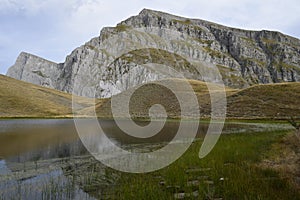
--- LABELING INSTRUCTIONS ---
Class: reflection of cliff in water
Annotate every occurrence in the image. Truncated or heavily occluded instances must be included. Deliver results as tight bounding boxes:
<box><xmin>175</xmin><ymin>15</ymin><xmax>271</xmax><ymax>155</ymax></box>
<box><xmin>6</xmin><ymin>139</ymin><xmax>87</xmax><ymax>164</ymax></box>
<box><xmin>1</xmin><ymin>119</ymin><xmax>285</xmax><ymax>163</ymax></box>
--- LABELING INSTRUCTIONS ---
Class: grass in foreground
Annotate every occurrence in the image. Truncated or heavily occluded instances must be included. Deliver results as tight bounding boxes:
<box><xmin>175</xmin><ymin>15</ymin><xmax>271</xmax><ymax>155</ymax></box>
<box><xmin>88</xmin><ymin>130</ymin><xmax>300</xmax><ymax>199</ymax></box>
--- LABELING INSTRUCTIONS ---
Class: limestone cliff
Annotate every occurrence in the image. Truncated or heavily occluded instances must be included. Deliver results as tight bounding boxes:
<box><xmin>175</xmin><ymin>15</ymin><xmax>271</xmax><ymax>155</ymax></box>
<box><xmin>7</xmin><ymin>52</ymin><xmax>62</xmax><ymax>88</ymax></box>
<box><xmin>7</xmin><ymin>9</ymin><xmax>300</xmax><ymax>98</ymax></box>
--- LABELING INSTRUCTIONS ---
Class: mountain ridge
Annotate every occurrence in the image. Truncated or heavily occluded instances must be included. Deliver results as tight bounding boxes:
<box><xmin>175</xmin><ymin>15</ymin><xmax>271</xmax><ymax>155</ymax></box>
<box><xmin>129</xmin><ymin>9</ymin><xmax>300</xmax><ymax>40</ymax></box>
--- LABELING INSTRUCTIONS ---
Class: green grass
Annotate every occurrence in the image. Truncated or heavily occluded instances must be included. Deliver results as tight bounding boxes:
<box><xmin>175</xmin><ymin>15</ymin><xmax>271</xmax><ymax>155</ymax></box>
<box><xmin>106</xmin><ymin>130</ymin><xmax>300</xmax><ymax>199</ymax></box>
<box><xmin>194</xmin><ymin>38</ymin><xmax>214</xmax><ymax>47</ymax></box>
<box><xmin>203</xmin><ymin>46</ymin><xmax>225</xmax><ymax>59</ymax></box>
<box><xmin>240</xmin><ymin>56</ymin><xmax>267</xmax><ymax>67</ymax></box>
<box><xmin>261</xmin><ymin>38</ymin><xmax>277</xmax><ymax>44</ymax></box>
<box><xmin>118</xmin><ymin>48</ymin><xmax>196</xmax><ymax>73</ymax></box>
<box><xmin>172</xmin><ymin>19</ymin><xmax>192</xmax><ymax>25</ymax></box>
<box><xmin>115</xmin><ymin>24</ymin><xmax>130</xmax><ymax>32</ymax></box>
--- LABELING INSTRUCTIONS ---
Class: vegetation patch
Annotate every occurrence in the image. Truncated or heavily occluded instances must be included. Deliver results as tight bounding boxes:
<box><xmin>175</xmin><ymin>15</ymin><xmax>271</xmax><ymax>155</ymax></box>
<box><xmin>116</xmin><ymin>48</ymin><xmax>198</xmax><ymax>74</ymax></box>
<box><xmin>32</xmin><ymin>70</ymin><xmax>47</xmax><ymax>78</ymax></box>
<box><xmin>273</xmin><ymin>61</ymin><xmax>300</xmax><ymax>74</ymax></box>
<box><xmin>203</xmin><ymin>46</ymin><xmax>226</xmax><ymax>59</ymax></box>
<box><xmin>240</xmin><ymin>56</ymin><xmax>267</xmax><ymax>67</ymax></box>
<box><xmin>216</xmin><ymin>65</ymin><xmax>248</xmax><ymax>88</ymax></box>
<box><xmin>172</xmin><ymin>19</ymin><xmax>192</xmax><ymax>25</ymax></box>
<box><xmin>194</xmin><ymin>38</ymin><xmax>214</xmax><ymax>47</ymax></box>
<box><xmin>261</xmin><ymin>38</ymin><xmax>277</xmax><ymax>44</ymax></box>
<box><xmin>115</xmin><ymin>24</ymin><xmax>130</xmax><ymax>32</ymax></box>
<box><xmin>259</xmin><ymin>132</ymin><xmax>300</xmax><ymax>190</ymax></box>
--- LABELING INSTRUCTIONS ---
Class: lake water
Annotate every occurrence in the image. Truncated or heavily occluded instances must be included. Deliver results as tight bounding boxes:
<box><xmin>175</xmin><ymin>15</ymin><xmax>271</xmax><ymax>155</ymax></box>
<box><xmin>0</xmin><ymin>119</ymin><xmax>291</xmax><ymax>199</ymax></box>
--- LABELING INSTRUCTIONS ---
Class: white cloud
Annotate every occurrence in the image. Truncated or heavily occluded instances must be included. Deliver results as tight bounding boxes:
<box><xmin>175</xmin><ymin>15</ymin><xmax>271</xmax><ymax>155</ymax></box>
<box><xmin>178</xmin><ymin>0</ymin><xmax>300</xmax><ymax>35</ymax></box>
<box><xmin>0</xmin><ymin>0</ymin><xmax>300</xmax><ymax>74</ymax></box>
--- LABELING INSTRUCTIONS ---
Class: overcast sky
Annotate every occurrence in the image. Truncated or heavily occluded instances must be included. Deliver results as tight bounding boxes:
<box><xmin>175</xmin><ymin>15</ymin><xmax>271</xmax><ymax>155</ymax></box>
<box><xmin>1</xmin><ymin>0</ymin><xmax>300</xmax><ymax>74</ymax></box>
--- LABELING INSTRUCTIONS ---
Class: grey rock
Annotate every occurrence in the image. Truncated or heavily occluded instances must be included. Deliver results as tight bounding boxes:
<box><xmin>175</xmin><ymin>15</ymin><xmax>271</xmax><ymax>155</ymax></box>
<box><xmin>7</xmin><ymin>9</ymin><xmax>300</xmax><ymax>98</ymax></box>
<box><xmin>7</xmin><ymin>52</ymin><xmax>62</xmax><ymax>89</ymax></box>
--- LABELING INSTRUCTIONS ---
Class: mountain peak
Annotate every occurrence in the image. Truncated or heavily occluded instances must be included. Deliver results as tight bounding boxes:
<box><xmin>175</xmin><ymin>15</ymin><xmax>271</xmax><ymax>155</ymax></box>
<box><xmin>139</xmin><ymin>8</ymin><xmax>156</xmax><ymax>15</ymax></box>
<box><xmin>138</xmin><ymin>8</ymin><xmax>186</xmax><ymax>19</ymax></box>
<box><xmin>16</xmin><ymin>52</ymin><xmax>56</xmax><ymax>64</ymax></box>
<box><xmin>18</xmin><ymin>51</ymin><xmax>36</xmax><ymax>58</ymax></box>
<box><xmin>138</xmin><ymin>8</ymin><xmax>172</xmax><ymax>16</ymax></box>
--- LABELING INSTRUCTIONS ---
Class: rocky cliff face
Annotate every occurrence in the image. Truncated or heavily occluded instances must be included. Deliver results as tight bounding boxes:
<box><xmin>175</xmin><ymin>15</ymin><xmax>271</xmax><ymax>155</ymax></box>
<box><xmin>7</xmin><ymin>52</ymin><xmax>63</xmax><ymax>88</ymax></box>
<box><xmin>7</xmin><ymin>9</ymin><xmax>300</xmax><ymax>98</ymax></box>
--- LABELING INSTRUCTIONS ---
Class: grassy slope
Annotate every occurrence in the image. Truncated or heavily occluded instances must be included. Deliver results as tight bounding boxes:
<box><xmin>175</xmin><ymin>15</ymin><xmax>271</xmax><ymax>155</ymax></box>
<box><xmin>226</xmin><ymin>82</ymin><xmax>300</xmax><ymax>118</ymax></box>
<box><xmin>1</xmin><ymin>74</ymin><xmax>300</xmax><ymax>119</ymax></box>
<box><xmin>95</xmin><ymin>79</ymin><xmax>300</xmax><ymax>119</ymax></box>
<box><xmin>91</xmin><ymin>79</ymin><xmax>236</xmax><ymax>118</ymax></box>
<box><xmin>0</xmin><ymin>75</ymin><xmax>93</xmax><ymax>118</ymax></box>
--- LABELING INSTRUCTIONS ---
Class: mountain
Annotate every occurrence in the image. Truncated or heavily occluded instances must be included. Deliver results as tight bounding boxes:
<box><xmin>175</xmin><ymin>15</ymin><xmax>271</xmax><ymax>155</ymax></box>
<box><xmin>6</xmin><ymin>9</ymin><xmax>300</xmax><ymax>98</ymax></box>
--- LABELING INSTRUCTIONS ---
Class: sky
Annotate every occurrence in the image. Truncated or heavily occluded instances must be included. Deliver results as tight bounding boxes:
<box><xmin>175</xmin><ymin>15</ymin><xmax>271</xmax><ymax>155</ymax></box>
<box><xmin>0</xmin><ymin>0</ymin><xmax>300</xmax><ymax>74</ymax></box>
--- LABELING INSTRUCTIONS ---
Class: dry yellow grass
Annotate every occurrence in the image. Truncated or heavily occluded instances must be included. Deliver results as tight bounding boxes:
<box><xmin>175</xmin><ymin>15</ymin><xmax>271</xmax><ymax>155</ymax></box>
<box><xmin>1</xmin><ymin>75</ymin><xmax>299</xmax><ymax>119</ymax></box>
<box><xmin>226</xmin><ymin>82</ymin><xmax>300</xmax><ymax>118</ymax></box>
<box><xmin>0</xmin><ymin>75</ymin><xmax>93</xmax><ymax>118</ymax></box>
<box><xmin>95</xmin><ymin>79</ymin><xmax>300</xmax><ymax>119</ymax></box>
<box><xmin>93</xmin><ymin>79</ymin><xmax>235</xmax><ymax>118</ymax></box>
<box><xmin>259</xmin><ymin>132</ymin><xmax>300</xmax><ymax>189</ymax></box>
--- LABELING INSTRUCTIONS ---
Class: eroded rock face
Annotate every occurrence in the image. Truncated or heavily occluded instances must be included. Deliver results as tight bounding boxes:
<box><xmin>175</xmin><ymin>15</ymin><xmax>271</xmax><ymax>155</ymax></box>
<box><xmin>7</xmin><ymin>52</ymin><xmax>63</xmax><ymax>89</ymax></box>
<box><xmin>7</xmin><ymin>9</ymin><xmax>300</xmax><ymax>98</ymax></box>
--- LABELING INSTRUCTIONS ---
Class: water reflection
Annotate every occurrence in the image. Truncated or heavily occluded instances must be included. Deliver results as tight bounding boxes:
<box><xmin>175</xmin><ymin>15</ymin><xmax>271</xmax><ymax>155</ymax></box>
<box><xmin>0</xmin><ymin>160</ymin><xmax>10</xmax><ymax>175</ymax></box>
<box><xmin>0</xmin><ymin>119</ymin><xmax>291</xmax><ymax>161</ymax></box>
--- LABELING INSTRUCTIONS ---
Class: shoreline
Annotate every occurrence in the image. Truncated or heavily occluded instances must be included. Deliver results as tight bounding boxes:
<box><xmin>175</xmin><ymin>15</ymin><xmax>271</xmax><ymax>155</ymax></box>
<box><xmin>0</xmin><ymin>116</ymin><xmax>292</xmax><ymax>124</ymax></box>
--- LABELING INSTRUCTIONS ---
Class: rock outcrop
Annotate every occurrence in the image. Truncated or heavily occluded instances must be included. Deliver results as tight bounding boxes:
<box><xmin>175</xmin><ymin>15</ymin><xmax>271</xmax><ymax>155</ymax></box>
<box><xmin>7</xmin><ymin>52</ymin><xmax>63</xmax><ymax>88</ymax></box>
<box><xmin>7</xmin><ymin>9</ymin><xmax>300</xmax><ymax>98</ymax></box>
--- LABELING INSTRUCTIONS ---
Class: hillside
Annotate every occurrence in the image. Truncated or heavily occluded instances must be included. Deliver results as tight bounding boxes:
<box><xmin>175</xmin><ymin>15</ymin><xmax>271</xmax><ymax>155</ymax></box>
<box><xmin>90</xmin><ymin>79</ymin><xmax>232</xmax><ymax>118</ymax></box>
<box><xmin>226</xmin><ymin>83</ymin><xmax>300</xmax><ymax>118</ymax></box>
<box><xmin>0</xmin><ymin>75</ymin><xmax>92</xmax><ymax>118</ymax></box>
<box><xmin>93</xmin><ymin>79</ymin><xmax>300</xmax><ymax>119</ymax></box>
<box><xmin>6</xmin><ymin>9</ymin><xmax>300</xmax><ymax>99</ymax></box>
<box><xmin>1</xmin><ymin>74</ymin><xmax>299</xmax><ymax>119</ymax></box>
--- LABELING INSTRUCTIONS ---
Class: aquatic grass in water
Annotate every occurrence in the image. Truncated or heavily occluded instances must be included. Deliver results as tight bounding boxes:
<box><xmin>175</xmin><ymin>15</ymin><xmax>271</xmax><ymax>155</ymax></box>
<box><xmin>113</xmin><ymin>130</ymin><xmax>300</xmax><ymax>199</ymax></box>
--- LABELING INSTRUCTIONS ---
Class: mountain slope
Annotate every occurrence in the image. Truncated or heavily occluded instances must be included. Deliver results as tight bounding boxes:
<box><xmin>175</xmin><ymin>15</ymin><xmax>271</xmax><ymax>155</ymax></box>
<box><xmin>1</xmin><ymin>74</ymin><xmax>299</xmax><ymax>119</ymax></box>
<box><xmin>6</xmin><ymin>9</ymin><xmax>300</xmax><ymax>98</ymax></box>
<box><xmin>0</xmin><ymin>75</ymin><xmax>92</xmax><ymax>118</ymax></box>
<box><xmin>92</xmin><ymin>79</ymin><xmax>300</xmax><ymax>119</ymax></box>
<box><xmin>226</xmin><ymin>83</ymin><xmax>300</xmax><ymax>118</ymax></box>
